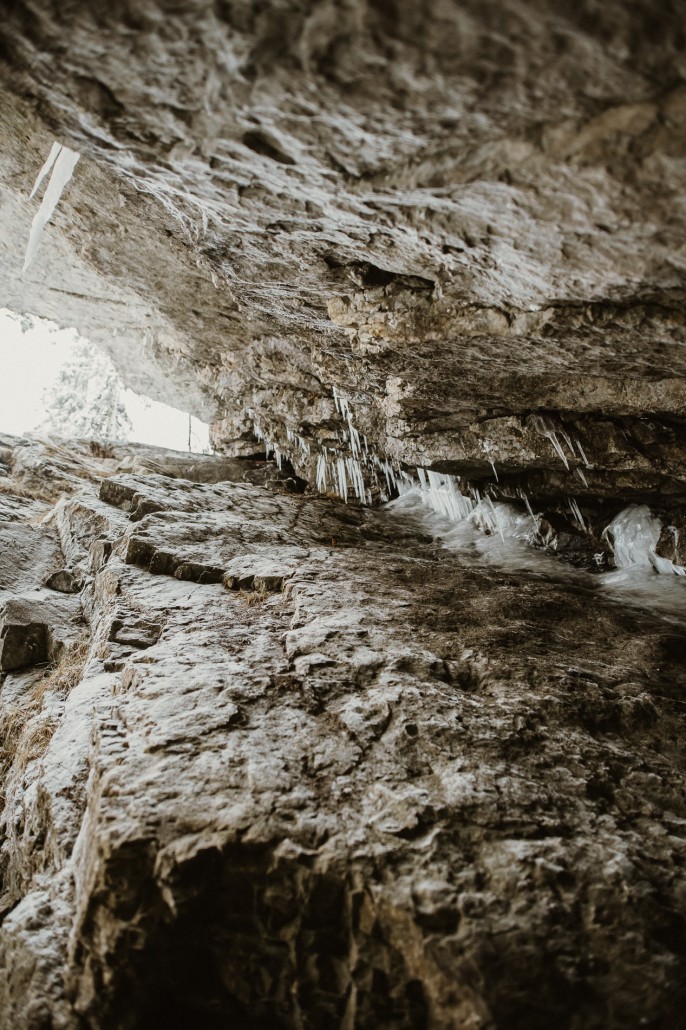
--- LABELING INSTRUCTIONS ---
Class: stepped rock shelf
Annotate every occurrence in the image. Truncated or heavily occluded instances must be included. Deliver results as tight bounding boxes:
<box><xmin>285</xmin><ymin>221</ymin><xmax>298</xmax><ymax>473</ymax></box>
<box><xmin>0</xmin><ymin>436</ymin><xmax>685</xmax><ymax>1028</ymax></box>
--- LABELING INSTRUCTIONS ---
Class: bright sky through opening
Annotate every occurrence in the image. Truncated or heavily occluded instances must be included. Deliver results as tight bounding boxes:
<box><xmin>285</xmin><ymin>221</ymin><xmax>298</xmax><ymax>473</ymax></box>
<box><xmin>0</xmin><ymin>308</ymin><xmax>210</xmax><ymax>452</ymax></box>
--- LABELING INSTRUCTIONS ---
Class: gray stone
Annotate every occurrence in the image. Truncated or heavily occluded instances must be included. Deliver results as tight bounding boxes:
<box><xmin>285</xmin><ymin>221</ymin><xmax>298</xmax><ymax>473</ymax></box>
<box><xmin>0</xmin><ymin>616</ymin><xmax>48</xmax><ymax>672</ymax></box>
<box><xmin>0</xmin><ymin>436</ymin><xmax>683</xmax><ymax>1028</ymax></box>
<box><xmin>107</xmin><ymin>617</ymin><xmax>162</xmax><ymax>650</ymax></box>
<box><xmin>44</xmin><ymin>569</ymin><xmax>84</xmax><ymax>595</ymax></box>
<box><xmin>0</xmin><ymin>1</ymin><xmax>685</xmax><ymax>1024</ymax></box>
<box><xmin>0</xmin><ymin>2</ymin><xmax>683</xmax><ymax>527</ymax></box>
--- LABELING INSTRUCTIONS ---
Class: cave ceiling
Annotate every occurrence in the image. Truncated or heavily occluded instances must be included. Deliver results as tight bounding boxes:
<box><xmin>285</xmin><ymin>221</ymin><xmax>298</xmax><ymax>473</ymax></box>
<box><xmin>0</xmin><ymin>0</ymin><xmax>684</xmax><ymax>515</ymax></box>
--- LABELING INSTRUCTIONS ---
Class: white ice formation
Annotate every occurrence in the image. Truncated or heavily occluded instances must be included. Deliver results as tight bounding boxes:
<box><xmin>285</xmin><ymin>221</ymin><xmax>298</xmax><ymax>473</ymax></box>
<box><xmin>23</xmin><ymin>142</ymin><xmax>80</xmax><ymax>272</ymax></box>
<box><xmin>603</xmin><ymin>505</ymin><xmax>685</xmax><ymax>576</ymax></box>
<box><xmin>411</xmin><ymin>474</ymin><xmax>684</xmax><ymax>578</ymax></box>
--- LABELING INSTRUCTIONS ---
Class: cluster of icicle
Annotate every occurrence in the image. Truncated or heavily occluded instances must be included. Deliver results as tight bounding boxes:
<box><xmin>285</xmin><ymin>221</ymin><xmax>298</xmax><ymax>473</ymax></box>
<box><xmin>315</xmin><ymin>387</ymin><xmax>368</xmax><ymax>503</ymax></box>
<box><xmin>250</xmin><ymin>414</ymin><xmax>312</xmax><ymax>470</ymax></box>
<box><xmin>314</xmin><ymin>387</ymin><xmax>400</xmax><ymax>504</ymax></box>
<box><xmin>405</xmin><ymin>468</ymin><xmax>542</xmax><ymax>547</ymax></box>
<box><xmin>251</xmin><ymin>393</ymin><xmax>684</xmax><ymax>579</ymax></box>
<box><xmin>410</xmin><ymin>471</ymin><xmax>684</xmax><ymax>577</ymax></box>
<box><xmin>251</xmin><ymin>418</ymin><xmax>285</xmax><ymax>470</ymax></box>
<box><xmin>250</xmin><ymin>387</ymin><xmax>404</xmax><ymax>505</ymax></box>
<box><xmin>530</xmin><ymin>415</ymin><xmax>592</xmax><ymax>487</ymax></box>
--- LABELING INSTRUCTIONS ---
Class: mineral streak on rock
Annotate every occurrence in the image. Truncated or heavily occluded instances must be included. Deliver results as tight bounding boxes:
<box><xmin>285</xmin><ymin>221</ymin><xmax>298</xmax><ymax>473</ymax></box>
<box><xmin>0</xmin><ymin>436</ymin><xmax>685</xmax><ymax>1028</ymax></box>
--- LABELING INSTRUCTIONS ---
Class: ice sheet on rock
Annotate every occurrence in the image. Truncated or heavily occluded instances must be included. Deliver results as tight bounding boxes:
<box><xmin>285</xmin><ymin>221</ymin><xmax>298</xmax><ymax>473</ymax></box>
<box><xmin>391</xmin><ymin>489</ymin><xmax>686</xmax><ymax>622</ymax></box>
<box><xmin>23</xmin><ymin>144</ymin><xmax>80</xmax><ymax>272</ymax></box>
<box><xmin>598</xmin><ymin>567</ymin><xmax>686</xmax><ymax>623</ymax></box>
<box><xmin>604</xmin><ymin>504</ymin><xmax>685</xmax><ymax>576</ymax></box>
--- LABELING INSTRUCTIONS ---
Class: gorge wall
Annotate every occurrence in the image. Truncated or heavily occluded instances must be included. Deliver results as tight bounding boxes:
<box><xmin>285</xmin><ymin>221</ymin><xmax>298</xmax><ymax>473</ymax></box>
<box><xmin>0</xmin><ymin>435</ymin><xmax>685</xmax><ymax>1029</ymax></box>
<box><xmin>0</xmin><ymin>1</ymin><xmax>685</xmax><ymax>1026</ymax></box>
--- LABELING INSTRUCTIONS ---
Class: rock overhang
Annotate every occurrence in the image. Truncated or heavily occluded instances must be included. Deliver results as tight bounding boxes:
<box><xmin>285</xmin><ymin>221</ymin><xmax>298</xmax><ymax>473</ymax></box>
<box><xmin>0</xmin><ymin>0</ymin><xmax>684</xmax><ymax>542</ymax></box>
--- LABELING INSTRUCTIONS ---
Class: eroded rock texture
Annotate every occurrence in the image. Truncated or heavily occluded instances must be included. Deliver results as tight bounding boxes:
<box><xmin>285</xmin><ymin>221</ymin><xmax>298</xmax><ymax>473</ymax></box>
<box><xmin>1</xmin><ymin>2</ymin><xmax>686</xmax><ymax>1027</ymax></box>
<box><xmin>0</xmin><ymin>0</ymin><xmax>685</xmax><ymax>523</ymax></box>
<box><xmin>0</xmin><ymin>436</ymin><xmax>685</xmax><ymax>1028</ymax></box>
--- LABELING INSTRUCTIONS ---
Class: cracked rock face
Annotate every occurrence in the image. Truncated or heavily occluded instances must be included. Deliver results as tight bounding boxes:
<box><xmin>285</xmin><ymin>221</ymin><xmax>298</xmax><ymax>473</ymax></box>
<box><xmin>1</xmin><ymin>3</ymin><xmax>686</xmax><ymax>1027</ymax></box>
<box><xmin>0</xmin><ymin>0</ymin><xmax>684</xmax><ymax>524</ymax></box>
<box><xmin>0</xmin><ymin>436</ymin><xmax>685</xmax><ymax>1028</ymax></box>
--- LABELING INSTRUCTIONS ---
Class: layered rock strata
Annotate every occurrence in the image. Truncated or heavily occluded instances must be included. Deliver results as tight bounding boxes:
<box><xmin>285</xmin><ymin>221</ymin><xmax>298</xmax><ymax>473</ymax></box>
<box><xmin>0</xmin><ymin>436</ymin><xmax>685</xmax><ymax>1028</ymax></box>
<box><xmin>0</xmin><ymin>0</ymin><xmax>684</xmax><ymax>526</ymax></box>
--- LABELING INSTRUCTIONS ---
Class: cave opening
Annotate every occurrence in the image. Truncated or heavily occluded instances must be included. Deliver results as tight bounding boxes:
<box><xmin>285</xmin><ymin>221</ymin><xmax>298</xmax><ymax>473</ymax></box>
<box><xmin>0</xmin><ymin>307</ymin><xmax>210</xmax><ymax>453</ymax></box>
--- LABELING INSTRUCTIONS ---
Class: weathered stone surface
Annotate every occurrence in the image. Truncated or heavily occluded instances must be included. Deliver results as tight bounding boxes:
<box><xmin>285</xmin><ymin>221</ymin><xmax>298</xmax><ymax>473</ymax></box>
<box><xmin>0</xmin><ymin>611</ymin><xmax>48</xmax><ymax>673</ymax></box>
<box><xmin>44</xmin><ymin>570</ymin><xmax>84</xmax><ymax>595</ymax></box>
<box><xmin>0</xmin><ymin>3</ymin><xmax>686</xmax><ymax>1026</ymax></box>
<box><xmin>0</xmin><ymin>437</ymin><xmax>684</xmax><ymax>1028</ymax></box>
<box><xmin>0</xmin><ymin>1</ymin><xmax>684</xmax><ymax>523</ymax></box>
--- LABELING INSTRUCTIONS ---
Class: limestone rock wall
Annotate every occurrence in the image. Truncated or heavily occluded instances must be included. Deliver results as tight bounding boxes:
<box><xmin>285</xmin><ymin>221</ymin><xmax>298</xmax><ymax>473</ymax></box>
<box><xmin>0</xmin><ymin>0</ymin><xmax>684</xmax><ymax>523</ymax></box>
<box><xmin>0</xmin><ymin>436</ymin><xmax>685</xmax><ymax>1027</ymax></box>
<box><xmin>0</xmin><ymin>4</ymin><xmax>686</xmax><ymax>1025</ymax></box>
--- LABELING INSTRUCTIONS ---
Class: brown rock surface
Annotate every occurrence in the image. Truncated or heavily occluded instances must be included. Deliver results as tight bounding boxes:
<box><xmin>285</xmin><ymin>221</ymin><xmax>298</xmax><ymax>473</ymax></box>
<box><xmin>0</xmin><ymin>437</ymin><xmax>684</xmax><ymax>1028</ymax></box>
<box><xmin>0</xmin><ymin>1</ymin><xmax>684</xmax><ymax>515</ymax></box>
<box><xmin>0</xmin><ymin>3</ymin><xmax>685</xmax><ymax>1026</ymax></box>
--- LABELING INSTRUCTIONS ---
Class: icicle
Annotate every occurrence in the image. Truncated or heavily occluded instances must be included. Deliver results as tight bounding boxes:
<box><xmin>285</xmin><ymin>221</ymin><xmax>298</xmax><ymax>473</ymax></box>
<box><xmin>29</xmin><ymin>141</ymin><xmax>62</xmax><ymax>200</ymax></box>
<box><xmin>24</xmin><ymin>144</ymin><xmax>80</xmax><ymax>272</ymax></box>
<box><xmin>575</xmin><ymin>467</ymin><xmax>589</xmax><ymax>487</ymax></box>
<box><xmin>346</xmin><ymin>457</ymin><xmax>366</xmax><ymax>501</ymax></box>
<box><xmin>356</xmin><ymin>461</ymin><xmax>365</xmax><ymax>500</ymax></box>
<box><xmin>337</xmin><ymin>456</ymin><xmax>348</xmax><ymax>503</ymax></box>
<box><xmin>559</xmin><ymin>429</ymin><xmax>576</xmax><ymax>459</ymax></box>
<box><xmin>332</xmin><ymin>386</ymin><xmax>350</xmax><ymax>421</ymax></box>
<box><xmin>348</xmin><ymin>420</ymin><xmax>361</xmax><ymax>458</ymax></box>
<box><xmin>489</xmin><ymin>459</ymin><xmax>499</xmax><ymax>482</ymax></box>
<box><xmin>382</xmin><ymin>460</ymin><xmax>396</xmax><ymax>495</ymax></box>
<box><xmin>568</xmin><ymin>497</ymin><xmax>586</xmax><ymax>532</ymax></box>
<box><xmin>532</xmin><ymin>416</ymin><xmax>570</xmax><ymax>470</ymax></box>
<box><xmin>576</xmin><ymin>440</ymin><xmax>591</xmax><ymax>468</ymax></box>
<box><xmin>316</xmin><ymin>451</ymin><xmax>328</xmax><ymax>492</ymax></box>
<box><xmin>428</xmin><ymin>471</ymin><xmax>451</xmax><ymax>519</ymax></box>
<box><xmin>521</xmin><ymin>491</ymin><xmax>535</xmax><ymax>521</ymax></box>
<box><xmin>446</xmin><ymin>474</ymin><xmax>474</xmax><ymax>521</ymax></box>
<box><xmin>547</xmin><ymin>429</ymin><xmax>570</xmax><ymax>469</ymax></box>
<box><xmin>417</xmin><ymin>470</ymin><xmax>474</xmax><ymax>523</ymax></box>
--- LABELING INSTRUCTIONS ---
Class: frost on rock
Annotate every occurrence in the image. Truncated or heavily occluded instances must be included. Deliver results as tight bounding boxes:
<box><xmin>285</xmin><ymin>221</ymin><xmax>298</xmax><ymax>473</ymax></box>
<box><xmin>23</xmin><ymin>143</ymin><xmax>80</xmax><ymax>272</ymax></box>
